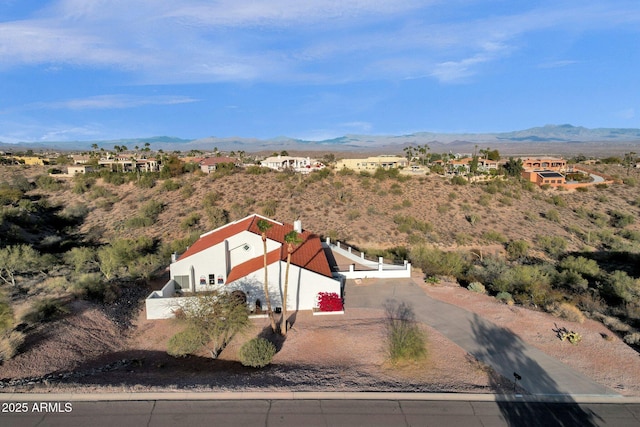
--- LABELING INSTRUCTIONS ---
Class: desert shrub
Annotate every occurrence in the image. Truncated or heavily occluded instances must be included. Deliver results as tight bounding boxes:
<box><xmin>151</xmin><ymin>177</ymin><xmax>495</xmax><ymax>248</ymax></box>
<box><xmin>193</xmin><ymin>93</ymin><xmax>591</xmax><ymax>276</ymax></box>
<box><xmin>205</xmin><ymin>206</ymin><xmax>230</xmax><ymax>229</ymax></box>
<box><xmin>494</xmin><ymin>264</ymin><xmax>554</xmax><ymax>306</ymax></box>
<box><xmin>0</xmin><ymin>331</ymin><xmax>25</xmax><ymax>362</ymax></box>
<box><xmin>467</xmin><ymin>282</ymin><xmax>486</xmax><ymax>294</ymax></box>
<box><xmin>61</xmin><ymin>203</ymin><xmax>90</xmax><ymax>220</ymax></box>
<box><xmin>599</xmin><ymin>270</ymin><xmax>640</xmax><ymax>305</ymax></box>
<box><xmin>536</xmin><ymin>235</ymin><xmax>567</xmax><ymax>258</ymax></box>
<box><xmin>347</xmin><ymin>210</ymin><xmax>360</xmax><ymax>220</ymax></box>
<box><xmin>455</xmin><ymin>233</ymin><xmax>473</xmax><ymax>245</ymax></box>
<box><xmin>620</xmin><ymin>230</ymin><xmax>640</xmax><ymax>242</ymax></box>
<box><xmin>238</xmin><ymin>337</ymin><xmax>277</xmax><ymax>368</ymax></box>
<box><xmin>623</xmin><ymin>177</ymin><xmax>637</xmax><ymax>187</ymax></box>
<box><xmin>317</xmin><ymin>292</ymin><xmax>343</xmax><ymax>312</ymax></box>
<box><xmin>0</xmin><ymin>297</ymin><xmax>13</xmax><ymax>331</ymax></box>
<box><xmin>0</xmin><ymin>186</ymin><xmax>24</xmax><ymax>205</ymax></box>
<box><xmin>624</xmin><ymin>332</ymin><xmax>640</xmax><ymax>346</ymax></box>
<box><xmin>385</xmin><ymin>301</ymin><xmax>426</xmax><ymax>363</ymax></box>
<box><xmin>482</xmin><ymin>230</ymin><xmax>507</xmax><ymax>243</ymax></box>
<box><xmin>450</xmin><ymin>176</ymin><xmax>467</xmax><ymax>185</ymax></box>
<box><xmin>393</xmin><ymin>215</ymin><xmax>433</xmax><ymax>234</ymax></box>
<box><xmin>136</xmin><ymin>173</ymin><xmax>157</xmax><ymax>189</ymax></box>
<box><xmin>548</xmin><ymin>195</ymin><xmax>566</xmax><ymax>207</ymax></box>
<box><xmin>506</xmin><ymin>240</ymin><xmax>529</xmax><ymax>260</ymax></box>
<box><xmin>246</xmin><ymin>165</ymin><xmax>270</xmax><ymax>175</ymax></box>
<box><xmin>181</xmin><ymin>213</ymin><xmax>201</xmax><ymax>230</ymax></box>
<box><xmin>261</xmin><ymin>200</ymin><xmax>278</xmax><ymax>217</ymax></box>
<box><xmin>141</xmin><ymin>200</ymin><xmax>164</xmax><ymax>219</ymax></box>
<box><xmin>478</xmin><ymin>194</ymin><xmax>491</xmax><ymax>207</ymax></box>
<box><xmin>167</xmin><ymin>326</ymin><xmax>208</xmax><ymax>357</ymax></box>
<box><xmin>125</xmin><ymin>216</ymin><xmax>153</xmax><ymax>228</ymax></box>
<box><xmin>168</xmin><ymin>291</ymin><xmax>250</xmax><ymax>359</ymax></box>
<box><xmin>575</xmin><ymin>186</ymin><xmax>589</xmax><ymax>193</ymax></box>
<box><xmin>545</xmin><ymin>208</ymin><xmax>561</xmax><ymax>223</ymax></box>
<box><xmin>35</xmin><ymin>175</ymin><xmax>63</xmax><ymax>191</ymax></box>
<box><xmin>591</xmin><ymin>313</ymin><xmax>631</xmax><ymax>333</ymax></box>
<box><xmin>558</xmin><ymin>256</ymin><xmax>600</xmax><ymax>278</ymax></box>
<box><xmin>595</xmin><ymin>183</ymin><xmax>608</xmax><ymax>189</ymax></box>
<box><xmin>495</xmin><ymin>292</ymin><xmax>514</xmax><ymax>305</ymax></box>
<box><xmin>409</xmin><ymin>246</ymin><xmax>469</xmax><ymax>279</ymax></box>
<box><xmin>547</xmin><ymin>302</ymin><xmax>585</xmax><ymax>323</ymax></box>
<box><xmin>609</xmin><ymin>210</ymin><xmax>635</xmax><ymax>228</ymax></box>
<box><xmin>22</xmin><ymin>298</ymin><xmax>69</xmax><ymax>324</ymax></box>
<box><xmin>72</xmin><ymin>273</ymin><xmax>119</xmax><ymax>303</ymax></box>
<box><xmin>162</xmin><ymin>179</ymin><xmax>181</xmax><ymax>191</ymax></box>
<box><xmin>554</xmin><ymin>269</ymin><xmax>589</xmax><ymax>293</ymax></box>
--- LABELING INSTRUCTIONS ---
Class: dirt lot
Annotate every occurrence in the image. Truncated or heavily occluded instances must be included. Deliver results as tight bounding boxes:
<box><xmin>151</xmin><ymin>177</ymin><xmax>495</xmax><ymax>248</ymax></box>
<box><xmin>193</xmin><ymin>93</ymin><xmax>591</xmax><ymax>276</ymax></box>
<box><xmin>1</xmin><ymin>278</ymin><xmax>639</xmax><ymax>396</ymax></box>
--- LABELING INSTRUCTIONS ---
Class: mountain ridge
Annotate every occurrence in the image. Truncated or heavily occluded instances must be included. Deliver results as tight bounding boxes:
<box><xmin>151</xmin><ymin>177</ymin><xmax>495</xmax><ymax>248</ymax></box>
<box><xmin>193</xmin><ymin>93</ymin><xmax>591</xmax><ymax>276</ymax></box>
<box><xmin>2</xmin><ymin>124</ymin><xmax>640</xmax><ymax>153</ymax></box>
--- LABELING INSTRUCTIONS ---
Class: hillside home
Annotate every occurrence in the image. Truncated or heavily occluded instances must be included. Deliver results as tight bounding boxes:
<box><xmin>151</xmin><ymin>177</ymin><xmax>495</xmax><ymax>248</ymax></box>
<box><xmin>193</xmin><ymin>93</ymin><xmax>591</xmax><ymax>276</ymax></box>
<box><xmin>199</xmin><ymin>156</ymin><xmax>240</xmax><ymax>174</ymax></box>
<box><xmin>146</xmin><ymin>214</ymin><xmax>342</xmax><ymax>319</ymax></box>
<box><xmin>521</xmin><ymin>157</ymin><xmax>567</xmax><ymax>172</ymax></box>
<box><xmin>67</xmin><ymin>165</ymin><xmax>93</xmax><ymax>175</ymax></box>
<box><xmin>522</xmin><ymin>170</ymin><xmax>566</xmax><ymax>187</ymax></box>
<box><xmin>336</xmin><ymin>155</ymin><xmax>408</xmax><ymax>171</ymax></box>
<box><xmin>260</xmin><ymin>155</ymin><xmax>324</xmax><ymax>173</ymax></box>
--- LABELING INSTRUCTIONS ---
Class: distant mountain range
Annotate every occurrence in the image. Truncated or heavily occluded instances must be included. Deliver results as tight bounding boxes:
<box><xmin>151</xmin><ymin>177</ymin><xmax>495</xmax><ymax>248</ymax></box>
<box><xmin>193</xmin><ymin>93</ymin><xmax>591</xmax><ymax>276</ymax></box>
<box><xmin>2</xmin><ymin>124</ymin><xmax>640</xmax><ymax>154</ymax></box>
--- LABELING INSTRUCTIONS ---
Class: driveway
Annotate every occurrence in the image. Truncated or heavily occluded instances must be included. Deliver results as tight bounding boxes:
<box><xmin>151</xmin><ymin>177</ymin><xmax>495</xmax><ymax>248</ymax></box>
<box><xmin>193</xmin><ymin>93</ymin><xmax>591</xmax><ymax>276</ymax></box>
<box><xmin>345</xmin><ymin>278</ymin><xmax>618</xmax><ymax>397</ymax></box>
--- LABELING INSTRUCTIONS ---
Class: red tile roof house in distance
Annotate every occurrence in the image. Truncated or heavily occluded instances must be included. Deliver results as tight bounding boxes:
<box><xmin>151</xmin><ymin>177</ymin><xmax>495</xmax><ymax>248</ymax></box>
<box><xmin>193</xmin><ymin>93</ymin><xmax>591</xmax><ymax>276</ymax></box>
<box><xmin>199</xmin><ymin>156</ymin><xmax>241</xmax><ymax>174</ymax></box>
<box><xmin>145</xmin><ymin>214</ymin><xmax>342</xmax><ymax>319</ymax></box>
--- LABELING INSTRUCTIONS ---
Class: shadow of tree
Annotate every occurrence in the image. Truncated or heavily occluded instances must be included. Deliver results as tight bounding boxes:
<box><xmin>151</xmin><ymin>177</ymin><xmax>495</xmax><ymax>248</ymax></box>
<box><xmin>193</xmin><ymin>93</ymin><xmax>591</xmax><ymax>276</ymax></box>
<box><xmin>472</xmin><ymin>313</ymin><xmax>599</xmax><ymax>426</ymax></box>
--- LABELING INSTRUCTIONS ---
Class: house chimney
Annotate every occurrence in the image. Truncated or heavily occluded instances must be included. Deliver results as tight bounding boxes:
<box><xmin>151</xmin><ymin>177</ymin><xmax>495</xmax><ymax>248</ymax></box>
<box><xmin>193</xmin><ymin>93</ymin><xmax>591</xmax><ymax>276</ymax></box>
<box><xmin>293</xmin><ymin>219</ymin><xmax>302</xmax><ymax>233</ymax></box>
<box><xmin>171</xmin><ymin>252</ymin><xmax>177</xmax><ymax>263</ymax></box>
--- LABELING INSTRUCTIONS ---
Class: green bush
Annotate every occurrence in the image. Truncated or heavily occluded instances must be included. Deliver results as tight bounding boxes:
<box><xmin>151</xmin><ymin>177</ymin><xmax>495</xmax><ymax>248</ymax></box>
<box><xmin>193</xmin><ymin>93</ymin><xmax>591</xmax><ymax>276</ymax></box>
<box><xmin>482</xmin><ymin>230</ymin><xmax>507</xmax><ymax>243</ymax></box>
<box><xmin>238</xmin><ymin>337</ymin><xmax>277</xmax><ymax>368</ymax></box>
<box><xmin>600</xmin><ymin>270</ymin><xmax>640</xmax><ymax>304</ymax></box>
<box><xmin>450</xmin><ymin>176</ymin><xmax>467</xmax><ymax>185</ymax></box>
<box><xmin>467</xmin><ymin>282</ymin><xmax>486</xmax><ymax>294</ymax></box>
<box><xmin>496</xmin><ymin>292</ymin><xmax>514</xmax><ymax>304</ymax></box>
<box><xmin>609</xmin><ymin>210</ymin><xmax>635</xmax><ymax>228</ymax></box>
<box><xmin>409</xmin><ymin>246</ymin><xmax>469</xmax><ymax>279</ymax></box>
<box><xmin>0</xmin><ymin>331</ymin><xmax>25</xmax><ymax>362</ymax></box>
<box><xmin>385</xmin><ymin>302</ymin><xmax>426</xmax><ymax>363</ymax></box>
<box><xmin>162</xmin><ymin>179</ymin><xmax>181</xmax><ymax>191</ymax></box>
<box><xmin>23</xmin><ymin>298</ymin><xmax>69</xmax><ymax>324</ymax></box>
<box><xmin>167</xmin><ymin>326</ymin><xmax>209</xmax><ymax>357</ymax></box>
<box><xmin>545</xmin><ymin>208</ymin><xmax>561</xmax><ymax>223</ymax></box>
<box><xmin>536</xmin><ymin>235</ymin><xmax>567</xmax><ymax>258</ymax></box>
<box><xmin>181</xmin><ymin>213</ymin><xmax>201</xmax><ymax>230</ymax></box>
<box><xmin>506</xmin><ymin>240</ymin><xmax>529</xmax><ymax>260</ymax></box>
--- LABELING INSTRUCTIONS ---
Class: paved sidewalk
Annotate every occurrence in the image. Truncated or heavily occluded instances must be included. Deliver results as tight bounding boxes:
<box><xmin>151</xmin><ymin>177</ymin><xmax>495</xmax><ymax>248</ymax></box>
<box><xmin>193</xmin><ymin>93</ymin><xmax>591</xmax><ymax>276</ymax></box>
<box><xmin>345</xmin><ymin>278</ymin><xmax>619</xmax><ymax>398</ymax></box>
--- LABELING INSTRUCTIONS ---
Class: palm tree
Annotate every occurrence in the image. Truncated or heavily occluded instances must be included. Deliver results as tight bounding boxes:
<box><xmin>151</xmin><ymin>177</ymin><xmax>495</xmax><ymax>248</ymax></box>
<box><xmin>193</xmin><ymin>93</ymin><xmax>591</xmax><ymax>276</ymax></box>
<box><xmin>257</xmin><ymin>219</ymin><xmax>277</xmax><ymax>332</ymax></box>
<box><xmin>281</xmin><ymin>229</ymin><xmax>302</xmax><ymax>336</ymax></box>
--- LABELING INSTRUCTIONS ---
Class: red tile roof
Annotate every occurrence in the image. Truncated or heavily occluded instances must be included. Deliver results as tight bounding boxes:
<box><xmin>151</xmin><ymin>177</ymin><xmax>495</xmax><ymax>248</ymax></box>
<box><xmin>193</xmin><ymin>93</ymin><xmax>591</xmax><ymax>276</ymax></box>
<box><xmin>177</xmin><ymin>215</ymin><xmax>333</xmax><ymax>281</ymax></box>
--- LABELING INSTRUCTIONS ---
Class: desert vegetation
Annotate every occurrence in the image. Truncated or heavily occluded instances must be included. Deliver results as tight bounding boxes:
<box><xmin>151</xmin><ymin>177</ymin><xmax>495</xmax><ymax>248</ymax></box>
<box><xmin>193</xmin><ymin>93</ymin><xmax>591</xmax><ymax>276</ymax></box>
<box><xmin>0</xmin><ymin>153</ymin><xmax>638</xmax><ymax>368</ymax></box>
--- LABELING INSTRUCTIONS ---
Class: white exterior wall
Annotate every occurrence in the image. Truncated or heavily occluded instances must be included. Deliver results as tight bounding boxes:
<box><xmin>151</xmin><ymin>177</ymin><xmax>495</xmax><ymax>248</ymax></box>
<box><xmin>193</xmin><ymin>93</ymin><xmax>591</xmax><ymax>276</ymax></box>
<box><xmin>169</xmin><ymin>231</ymin><xmax>279</xmax><ymax>292</ymax></box>
<box><xmin>229</xmin><ymin>260</ymin><xmax>341</xmax><ymax>311</ymax></box>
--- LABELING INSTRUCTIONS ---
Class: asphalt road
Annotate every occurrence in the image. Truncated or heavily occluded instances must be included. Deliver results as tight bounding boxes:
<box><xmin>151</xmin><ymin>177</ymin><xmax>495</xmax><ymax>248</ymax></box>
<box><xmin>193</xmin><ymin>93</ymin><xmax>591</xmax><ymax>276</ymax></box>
<box><xmin>2</xmin><ymin>399</ymin><xmax>639</xmax><ymax>426</ymax></box>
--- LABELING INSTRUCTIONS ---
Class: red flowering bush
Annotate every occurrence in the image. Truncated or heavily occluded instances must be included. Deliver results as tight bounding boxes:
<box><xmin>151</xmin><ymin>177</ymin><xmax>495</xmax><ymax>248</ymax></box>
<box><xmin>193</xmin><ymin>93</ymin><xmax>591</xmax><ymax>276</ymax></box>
<box><xmin>317</xmin><ymin>292</ymin><xmax>343</xmax><ymax>312</ymax></box>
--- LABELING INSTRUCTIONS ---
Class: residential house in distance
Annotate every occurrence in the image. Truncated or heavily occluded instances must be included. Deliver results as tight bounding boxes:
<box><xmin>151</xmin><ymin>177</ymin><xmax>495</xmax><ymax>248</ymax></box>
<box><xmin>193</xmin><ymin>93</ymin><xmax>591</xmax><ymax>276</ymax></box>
<box><xmin>98</xmin><ymin>155</ymin><xmax>160</xmax><ymax>172</ymax></box>
<box><xmin>336</xmin><ymin>155</ymin><xmax>408</xmax><ymax>171</ymax></box>
<box><xmin>146</xmin><ymin>214</ymin><xmax>342</xmax><ymax>319</ymax></box>
<box><xmin>521</xmin><ymin>156</ymin><xmax>568</xmax><ymax>187</ymax></box>
<box><xmin>66</xmin><ymin>165</ymin><xmax>94</xmax><ymax>175</ymax></box>
<box><xmin>261</xmin><ymin>155</ymin><xmax>324</xmax><ymax>173</ymax></box>
<box><xmin>521</xmin><ymin>157</ymin><xmax>567</xmax><ymax>172</ymax></box>
<box><xmin>199</xmin><ymin>156</ymin><xmax>241</xmax><ymax>174</ymax></box>
<box><xmin>13</xmin><ymin>156</ymin><xmax>50</xmax><ymax>166</ymax></box>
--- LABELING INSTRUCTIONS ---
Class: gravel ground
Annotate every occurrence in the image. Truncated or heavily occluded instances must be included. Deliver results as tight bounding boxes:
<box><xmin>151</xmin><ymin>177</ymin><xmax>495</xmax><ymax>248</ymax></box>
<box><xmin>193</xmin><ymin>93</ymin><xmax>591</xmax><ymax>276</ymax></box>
<box><xmin>1</xmin><ymin>279</ymin><xmax>638</xmax><ymax>396</ymax></box>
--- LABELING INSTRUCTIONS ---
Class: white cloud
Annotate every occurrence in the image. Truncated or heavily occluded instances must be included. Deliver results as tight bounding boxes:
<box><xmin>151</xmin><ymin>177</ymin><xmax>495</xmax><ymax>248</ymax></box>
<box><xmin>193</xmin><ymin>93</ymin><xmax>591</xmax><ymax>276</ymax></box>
<box><xmin>0</xmin><ymin>1</ymin><xmax>638</xmax><ymax>84</ymax></box>
<box><xmin>36</xmin><ymin>95</ymin><xmax>199</xmax><ymax>110</ymax></box>
<box><xmin>538</xmin><ymin>60</ymin><xmax>578</xmax><ymax>69</ymax></box>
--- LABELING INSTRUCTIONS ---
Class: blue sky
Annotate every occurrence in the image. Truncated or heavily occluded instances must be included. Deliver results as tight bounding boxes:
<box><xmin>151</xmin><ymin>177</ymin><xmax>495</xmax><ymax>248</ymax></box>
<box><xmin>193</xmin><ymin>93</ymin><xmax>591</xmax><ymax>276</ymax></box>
<box><xmin>1</xmin><ymin>0</ymin><xmax>639</xmax><ymax>143</ymax></box>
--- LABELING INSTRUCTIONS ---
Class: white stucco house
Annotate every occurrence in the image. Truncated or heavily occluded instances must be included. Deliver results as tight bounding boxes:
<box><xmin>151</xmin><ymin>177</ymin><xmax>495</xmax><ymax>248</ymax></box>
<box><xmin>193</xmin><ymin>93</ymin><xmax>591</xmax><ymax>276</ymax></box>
<box><xmin>260</xmin><ymin>155</ymin><xmax>325</xmax><ymax>173</ymax></box>
<box><xmin>146</xmin><ymin>214</ymin><xmax>342</xmax><ymax>319</ymax></box>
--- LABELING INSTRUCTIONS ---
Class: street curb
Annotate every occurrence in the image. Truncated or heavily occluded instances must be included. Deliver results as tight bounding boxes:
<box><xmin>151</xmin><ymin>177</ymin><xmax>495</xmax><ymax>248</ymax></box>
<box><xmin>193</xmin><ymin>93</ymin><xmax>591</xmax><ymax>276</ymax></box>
<box><xmin>1</xmin><ymin>391</ymin><xmax>639</xmax><ymax>404</ymax></box>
